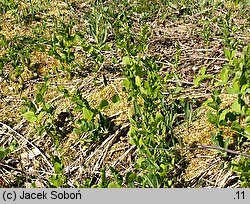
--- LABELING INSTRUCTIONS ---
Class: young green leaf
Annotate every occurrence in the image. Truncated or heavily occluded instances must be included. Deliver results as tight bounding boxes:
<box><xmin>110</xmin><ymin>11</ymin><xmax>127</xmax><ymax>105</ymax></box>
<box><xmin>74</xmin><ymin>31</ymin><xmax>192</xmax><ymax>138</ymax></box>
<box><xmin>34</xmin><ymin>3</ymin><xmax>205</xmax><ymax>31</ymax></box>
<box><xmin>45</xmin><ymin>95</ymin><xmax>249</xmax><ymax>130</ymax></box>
<box><xmin>122</xmin><ymin>56</ymin><xmax>132</xmax><ymax>66</ymax></box>
<box><xmin>200</xmin><ymin>66</ymin><xmax>207</xmax><ymax>75</ymax></box>
<box><xmin>98</xmin><ymin>99</ymin><xmax>109</xmax><ymax>110</ymax></box>
<box><xmin>207</xmin><ymin>101</ymin><xmax>220</xmax><ymax>110</ymax></box>
<box><xmin>244</xmin><ymin>126</ymin><xmax>250</xmax><ymax>137</ymax></box>
<box><xmin>0</xmin><ymin>147</ymin><xmax>8</xmax><ymax>159</ymax></box>
<box><xmin>220</xmin><ymin>68</ymin><xmax>229</xmax><ymax>83</ymax></box>
<box><xmin>207</xmin><ymin>112</ymin><xmax>217</xmax><ymax>125</ymax></box>
<box><xmin>36</xmin><ymin>93</ymin><xmax>43</xmax><ymax>103</ymax></box>
<box><xmin>122</xmin><ymin>78</ymin><xmax>131</xmax><ymax>91</ymax></box>
<box><xmin>231</xmin><ymin>121</ymin><xmax>242</xmax><ymax>132</ymax></box>
<box><xmin>231</xmin><ymin>99</ymin><xmax>244</xmax><ymax>113</ymax></box>
<box><xmin>135</xmin><ymin>76</ymin><xmax>142</xmax><ymax>87</ymax></box>
<box><xmin>82</xmin><ymin>107</ymin><xmax>94</xmax><ymax>122</ymax></box>
<box><xmin>194</xmin><ymin>76</ymin><xmax>203</xmax><ymax>87</ymax></box>
<box><xmin>112</xmin><ymin>94</ymin><xmax>120</xmax><ymax>103</ymax></box>
<box><xmin>54</xmin><ymin>162</ymin><xmax>63</xmax><ymax>174</ymax></box>
<box><xmin>23</xmin><ymin>111</ymin><xmax>37</xmax><ymax>122</ymax></box>
<box><xmin>108</xmin><ymin>183</ymin><xmax>120</xmax><ymax>188</ymax></box>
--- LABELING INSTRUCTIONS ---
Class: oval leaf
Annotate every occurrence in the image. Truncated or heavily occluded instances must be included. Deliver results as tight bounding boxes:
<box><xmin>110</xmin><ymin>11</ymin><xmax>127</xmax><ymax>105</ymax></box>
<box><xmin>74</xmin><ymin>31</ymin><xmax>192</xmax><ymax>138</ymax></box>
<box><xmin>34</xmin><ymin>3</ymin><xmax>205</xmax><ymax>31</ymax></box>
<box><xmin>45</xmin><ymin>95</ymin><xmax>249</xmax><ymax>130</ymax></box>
<box><xmin>99</xmin><ymin>99</ymin><xmax>109</xmax><ymax>110</ymax></box>
<box><xmin>108</xmin><ymin>183</ymin><xmax>120</xmax><ymax>188</ymax></box>
<box><xmin>112</xmin><ymin>94</ymin><xmax>120</xmax><ymax>104</ymax></box>
<box><xmin>23</xmin><ymin>111</ymin><xmax>37</xmax><ymax>122</ymax></box>
<box><xmin>82</xmin><ymin>107</ymin><xmax>93</xmax><ymax>122</ymax></box>
<box><xmin>122</xmin><ymin>56</ymin><xmax>131</xmax><ymax>66</ymax></box>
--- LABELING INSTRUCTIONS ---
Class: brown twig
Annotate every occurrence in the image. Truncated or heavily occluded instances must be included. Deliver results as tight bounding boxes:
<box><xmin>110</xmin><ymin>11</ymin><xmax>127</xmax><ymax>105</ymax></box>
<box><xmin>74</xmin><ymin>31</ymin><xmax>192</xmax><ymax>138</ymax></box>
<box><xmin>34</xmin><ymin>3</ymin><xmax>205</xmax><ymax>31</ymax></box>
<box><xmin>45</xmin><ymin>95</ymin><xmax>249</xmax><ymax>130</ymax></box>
<box><xmin>147</xmin><ymin>143</ymin><xmax>250</xmax><ymax>158</ymax></box>
<box><xmin>197</xmin><ymin>144</ymin><xmax>250</xmax><ymax>158</ymax></box>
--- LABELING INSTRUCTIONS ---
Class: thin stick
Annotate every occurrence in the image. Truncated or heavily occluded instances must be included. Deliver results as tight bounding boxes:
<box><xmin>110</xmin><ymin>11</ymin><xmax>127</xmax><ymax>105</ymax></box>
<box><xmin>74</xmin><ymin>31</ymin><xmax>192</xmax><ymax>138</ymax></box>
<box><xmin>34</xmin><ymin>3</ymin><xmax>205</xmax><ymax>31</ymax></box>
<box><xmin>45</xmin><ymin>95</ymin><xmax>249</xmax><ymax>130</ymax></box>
<box><xmin>0</xmin><ymin>163</ymin><xmax>26</xmax><ymax>174</ymax></box>
<box><xmin>112</xmin><ymin>145</ymin><xmax>136</xmax><ymax>167</ymax></box>
<box><xmin>198</xmin><ymin>144</ymin><xmax>250</xmax><ymax>158</ymax></box>
<box><xmin>147</xmin><ymin>143</ymin><xmax>250</xmax><ymax>158</ymax></box>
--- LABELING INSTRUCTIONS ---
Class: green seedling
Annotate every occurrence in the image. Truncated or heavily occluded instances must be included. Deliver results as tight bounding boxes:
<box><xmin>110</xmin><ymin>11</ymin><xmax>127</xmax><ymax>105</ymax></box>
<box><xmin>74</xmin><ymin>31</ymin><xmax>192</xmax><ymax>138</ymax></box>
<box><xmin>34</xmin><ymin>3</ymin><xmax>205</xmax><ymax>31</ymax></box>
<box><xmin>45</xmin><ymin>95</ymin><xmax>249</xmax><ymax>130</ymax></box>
<box><xmin>0</xmin><ymin>140</ymin><xmax>18</xmax><ymax>160</ymax></box>
<box><xmin>194</xmin><ymin>66</ymin><xmax>214</xmax><ymax>87</ymax></box>
<box><xmin>230</xmin><ymin>156</ymin><xmax>250</xmax><ymax>187</ymax></box>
